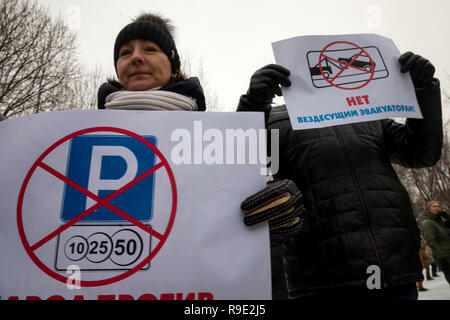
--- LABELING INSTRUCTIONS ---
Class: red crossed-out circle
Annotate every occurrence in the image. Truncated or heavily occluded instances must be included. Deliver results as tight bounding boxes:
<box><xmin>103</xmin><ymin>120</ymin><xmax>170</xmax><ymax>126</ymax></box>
<box><xmin>17</xmin><ymin>127</ymin><xmax>177</xmax><ymax>287</ymax></box>
<box><xmin>319</xmin><ymin>41</ymin><xmax>375</xmax><ymax>90</ymax></box>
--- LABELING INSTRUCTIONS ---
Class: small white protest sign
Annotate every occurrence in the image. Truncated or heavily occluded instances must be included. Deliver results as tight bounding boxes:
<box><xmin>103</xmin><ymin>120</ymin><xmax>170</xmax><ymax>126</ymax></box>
<box><xmin>0</xmin><ymin>110</ymin><xmax>271</xmax><ymax>300</ymax></box>
<box><xmin>272</xmin><ymin>34</ymin><xmax>422</xmax><ymax>130</ymax></box>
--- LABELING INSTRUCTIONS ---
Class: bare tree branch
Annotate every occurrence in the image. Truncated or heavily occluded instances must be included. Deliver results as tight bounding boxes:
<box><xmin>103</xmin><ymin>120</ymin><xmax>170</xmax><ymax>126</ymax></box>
<box><xmin>0</xmin><ymin>0</ymin><xmax>80</xmax><ymax>120</ymax></box>
<box><xmin>394</xmin><ymin>121</ymin><xmax>450</xmax><ymax>219</ymax></box>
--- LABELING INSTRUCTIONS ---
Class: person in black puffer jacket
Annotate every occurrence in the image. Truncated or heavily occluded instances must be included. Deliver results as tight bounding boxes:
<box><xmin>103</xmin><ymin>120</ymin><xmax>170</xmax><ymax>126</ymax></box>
<box><xmin>237</xmin><ymin>52</ymin><xmax>443</xmax><ymax>300</ymax></box>
<box><xmin>97</xmin><ymin>12</ymin><xmax>205</xmax><ymax>112</ymax></box>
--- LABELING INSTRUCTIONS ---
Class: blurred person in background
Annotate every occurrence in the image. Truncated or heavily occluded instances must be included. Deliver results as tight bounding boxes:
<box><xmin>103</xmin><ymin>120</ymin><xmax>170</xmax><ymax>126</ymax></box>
<box><xmin>422</xmin><ymin>201</ymin><xmax>450</xmax><ymax>285</ymax></box>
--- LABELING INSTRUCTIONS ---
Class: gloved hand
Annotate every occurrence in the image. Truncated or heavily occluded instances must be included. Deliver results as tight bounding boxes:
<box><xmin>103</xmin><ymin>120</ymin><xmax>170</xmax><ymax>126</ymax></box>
<box><xmin>246</xmin><ymin>64</ymin><xmax>291</xmax><ymax>106</ymax></box>
<box><xmin>399</xmin><ymin>52</ymin><xmax>435</xmax><ymax>88</ymax></box>
<box><xmin>240</xmin><ymin>179</ymin><xmax>304</xmax><ymax>238</ymax></box>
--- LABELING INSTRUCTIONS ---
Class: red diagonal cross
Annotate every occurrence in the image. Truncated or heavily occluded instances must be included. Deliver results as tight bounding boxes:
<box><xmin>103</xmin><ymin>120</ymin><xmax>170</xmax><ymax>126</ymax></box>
<box><xmin>30</xmin><ymin>160</ymin><xmax>164</xmax><ymax>251</ymax></box>
<box><xmin>330</xmin><ymin>50</ymin><xmax>365</xmax><ymax>83</ymax></box>
<box><xmin>323</xmin><ymin>54</ymin><xmax>373</xmax><ymax>73</ymax></box>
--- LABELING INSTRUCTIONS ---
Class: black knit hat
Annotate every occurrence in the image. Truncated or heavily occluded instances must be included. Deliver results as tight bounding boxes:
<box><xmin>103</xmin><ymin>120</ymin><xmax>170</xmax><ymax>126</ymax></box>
<box><xmin>113</xmin><ymin>18</ymin><xmax>180</xmax><ymax>74</ymax></box>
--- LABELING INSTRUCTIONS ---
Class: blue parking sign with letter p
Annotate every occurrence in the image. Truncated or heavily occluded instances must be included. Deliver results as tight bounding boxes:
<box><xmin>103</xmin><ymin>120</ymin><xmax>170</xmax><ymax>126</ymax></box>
<box><xmin>61</xmin><ymin>135</ymin><xmax>157</xmax><ymax>222</ymax></box>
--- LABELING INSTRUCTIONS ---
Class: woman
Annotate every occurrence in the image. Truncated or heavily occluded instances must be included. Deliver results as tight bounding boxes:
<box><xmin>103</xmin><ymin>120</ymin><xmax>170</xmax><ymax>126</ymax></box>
<box><xmin>97</xmin><ymin>13</ymin><xmax>205</xmax><ymax>112</ymax></box>
<box><xmin>422</xmin><ymin>201</ymin><xmax>450</xmax><ymax>285</ymax></box>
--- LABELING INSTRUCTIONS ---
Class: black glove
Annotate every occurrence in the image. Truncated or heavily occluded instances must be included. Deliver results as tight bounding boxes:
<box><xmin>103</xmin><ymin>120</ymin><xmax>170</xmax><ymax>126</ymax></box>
<box><xmin>246</xmin><ymin>64</ymin><xmax>291</xmax><ymax>106</ymax></box>
<box><xmin>240</xmin><ymin>179</ymin><xmax>304</xmax><ymax>238</ymax></box>
<box><xmin>399</xmin><ymin>52</ymin><xmax>435</xmax><ymax>88</ymax></box>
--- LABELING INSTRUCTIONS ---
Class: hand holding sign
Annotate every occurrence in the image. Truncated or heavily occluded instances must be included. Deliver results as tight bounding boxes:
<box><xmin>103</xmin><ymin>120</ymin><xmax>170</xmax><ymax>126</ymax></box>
<box><xmin>246</xmin><ymin>64</ymin><xmax>291</xmax><ymax>107</ymax></box>
<box><xmin>399</xmin><ymin>51</ymin><xmax>435</xmax><ymax>89</ymax></box>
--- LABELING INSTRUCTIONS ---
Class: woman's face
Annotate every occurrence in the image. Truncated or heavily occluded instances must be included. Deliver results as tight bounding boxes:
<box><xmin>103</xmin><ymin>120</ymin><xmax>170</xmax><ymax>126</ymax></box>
<box><xmin>117</xmin><ymin>39</ymin><xmax>172</xmax><ymax>91</ymax></box>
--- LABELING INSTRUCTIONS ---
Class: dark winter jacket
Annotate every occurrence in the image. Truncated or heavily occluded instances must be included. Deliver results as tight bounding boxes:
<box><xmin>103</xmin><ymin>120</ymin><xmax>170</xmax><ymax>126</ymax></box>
<box><xmin>238</xmin><ymin>79</ymin><xmax>442</xmax><ymax>298</ymax></box>
<box><xmin>422</xmin><ymin>211</ymin><xmax>450</xmax><ymax>270</ymax></box>
<box><xmin>97</xmin><ymin>77</ymin><xmax>206</xmax><ymax>111</ymax></box>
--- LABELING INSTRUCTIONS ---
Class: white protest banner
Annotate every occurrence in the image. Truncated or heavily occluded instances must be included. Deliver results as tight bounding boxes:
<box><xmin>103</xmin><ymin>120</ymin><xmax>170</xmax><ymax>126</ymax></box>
<box><xmin>272</xmin><ymin>34</ymin><xmax>422</xmax><ymax>130</ymax></box>
<box><xmin>0</xmin><ymin>110</ymin><xmax>271</xmax><ymax>300</ymax></box>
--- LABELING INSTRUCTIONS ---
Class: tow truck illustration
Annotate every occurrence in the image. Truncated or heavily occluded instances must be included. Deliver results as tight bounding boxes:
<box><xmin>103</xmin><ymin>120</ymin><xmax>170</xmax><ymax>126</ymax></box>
<box><xmin>309</xmin><ymin>58</ymin><xmax>334</xmax><ymax>78</ymax></box>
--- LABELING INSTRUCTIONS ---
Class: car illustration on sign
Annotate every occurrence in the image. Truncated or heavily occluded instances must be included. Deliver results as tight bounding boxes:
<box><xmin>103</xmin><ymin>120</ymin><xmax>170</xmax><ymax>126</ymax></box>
<box><xmin>338</xmin><ymin>54</ymin><xmax>376</xmax><ymax>71</ymax></box>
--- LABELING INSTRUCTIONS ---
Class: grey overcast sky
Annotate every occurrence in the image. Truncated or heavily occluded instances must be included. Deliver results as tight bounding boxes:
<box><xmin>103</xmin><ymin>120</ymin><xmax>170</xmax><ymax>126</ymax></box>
<box><xmin>40</xmin><ymin>0</ymin><xmax>450</xmax><ymax>119</ymax></box>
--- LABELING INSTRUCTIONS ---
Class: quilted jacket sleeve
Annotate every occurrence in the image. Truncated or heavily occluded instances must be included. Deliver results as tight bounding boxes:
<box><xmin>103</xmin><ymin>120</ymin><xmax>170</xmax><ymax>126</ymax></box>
<box><xmin>383</xmin><ymin>78</ymin><xmax>443</xmax><ymax>168</ymax></box>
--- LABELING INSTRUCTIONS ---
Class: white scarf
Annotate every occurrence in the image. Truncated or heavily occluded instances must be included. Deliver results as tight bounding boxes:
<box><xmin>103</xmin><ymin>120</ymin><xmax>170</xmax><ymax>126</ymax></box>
<box><xmin>104</xmin><ymin>89</ymin><xmax>198</xmax><ymax>111</ymax></box>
